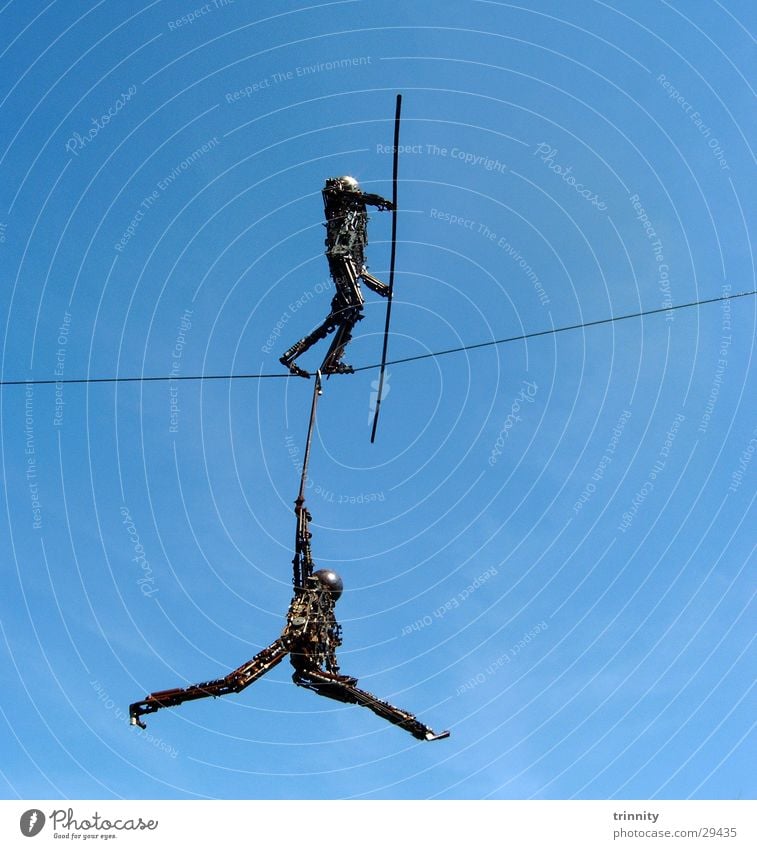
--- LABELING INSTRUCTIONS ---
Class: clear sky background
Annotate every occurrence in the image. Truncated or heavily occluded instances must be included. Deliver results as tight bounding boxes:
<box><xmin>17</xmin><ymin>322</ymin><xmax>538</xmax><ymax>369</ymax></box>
<box><xmin>0</xmin><ymin>0</ymin><xmax>754</xmax><ymax>800</ymax></box>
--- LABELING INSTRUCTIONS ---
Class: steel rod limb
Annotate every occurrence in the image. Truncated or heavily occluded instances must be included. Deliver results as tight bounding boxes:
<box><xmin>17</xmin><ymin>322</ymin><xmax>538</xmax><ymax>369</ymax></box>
<box><xmin>293</xmin><ymin>371</ymin><xmax>322</xmax><ymax>589</ymax></box>
<box><xmin>297</xmin><ymin>370</ymin><xmax>323</xmax><ymax>505</ymax></box>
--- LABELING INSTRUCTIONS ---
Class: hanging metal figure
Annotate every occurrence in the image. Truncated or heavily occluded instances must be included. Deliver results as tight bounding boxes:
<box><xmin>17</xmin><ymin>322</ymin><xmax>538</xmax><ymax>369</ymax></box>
<box><xmin>280</xmin><ymin>176</ymin><xmax>394</xmax><ymax>378</ymax></box>
<box><xmin>129</xmin><ymin>517</ymin><xmax>448</xmax><ymax>741</ymax></box>
<box><xmin>129</xmin><ymin>374</ymin><xmax>449</xmax><ymax>742</ymax></box>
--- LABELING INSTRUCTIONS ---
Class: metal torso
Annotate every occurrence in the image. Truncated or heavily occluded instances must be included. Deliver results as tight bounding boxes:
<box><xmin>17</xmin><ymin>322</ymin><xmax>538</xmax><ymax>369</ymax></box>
<box><xmin>285</xmin><ymin>577</ymin><xmax>343</xmax><ymax>677</ymax></box>
<box><xmin>323</xmin><ymin>187</ymin><xmax>369</xmax><ymax>270</ymax></box>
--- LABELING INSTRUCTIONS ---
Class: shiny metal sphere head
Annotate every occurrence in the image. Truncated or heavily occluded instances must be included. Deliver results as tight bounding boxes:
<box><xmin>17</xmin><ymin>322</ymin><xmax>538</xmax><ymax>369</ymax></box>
<box><xmin>313</xmin><ymin>569</ymin><xmax>344</xmax><ymax>601</ymax></box>
<box><xmin>326</xmin><ymin>175</ymin><xmax>360</xmax><ymax>193</ymax></box>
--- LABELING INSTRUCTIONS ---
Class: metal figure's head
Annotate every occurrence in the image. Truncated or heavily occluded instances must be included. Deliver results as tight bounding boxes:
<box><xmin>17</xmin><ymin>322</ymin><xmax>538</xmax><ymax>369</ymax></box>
<box><xmin>313</xmin><ymin>569</ymin><xmax>344</xmax><ymax>601</ymax></box>
<box><xmin>325</xmin><ymin>176</ymin><xmax>360</xmax><ymax>194</ymax></box>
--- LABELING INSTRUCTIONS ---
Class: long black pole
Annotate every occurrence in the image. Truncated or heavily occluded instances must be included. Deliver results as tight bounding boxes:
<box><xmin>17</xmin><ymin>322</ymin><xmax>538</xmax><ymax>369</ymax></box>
<box><xmin>370</xmin><ymin>94</ymin><xmax>402</xmax><ymax>444</ymax></box>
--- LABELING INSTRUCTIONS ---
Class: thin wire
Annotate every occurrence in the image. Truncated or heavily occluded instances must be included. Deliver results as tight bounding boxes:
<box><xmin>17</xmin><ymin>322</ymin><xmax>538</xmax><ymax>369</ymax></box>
<box><xmin>354</xmin><ymin>289</ymin><xmax>756</xmax><ymax>372</ymax></box>
<box><xmin>0</xmin><ymin>372</ymin><xmax>291</xmax><ymax>386</ymax></box>
<box><xmin>2</xmin><ymin>289</ymin><xmax>754</xmax><ymax>387</ymax></box>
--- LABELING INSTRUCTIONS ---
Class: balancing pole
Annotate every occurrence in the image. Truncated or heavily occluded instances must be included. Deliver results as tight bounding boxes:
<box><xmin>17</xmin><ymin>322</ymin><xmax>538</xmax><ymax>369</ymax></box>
<box><xmin>370</xmin><ymin>94</ymin><xmax>402</xmax><ymax>444</ymax></box>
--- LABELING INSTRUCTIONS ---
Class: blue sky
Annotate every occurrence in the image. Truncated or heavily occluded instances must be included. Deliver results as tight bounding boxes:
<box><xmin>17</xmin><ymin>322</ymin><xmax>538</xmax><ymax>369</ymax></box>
<box><xmin>0</xmin><ymin>0</ymin><xmax>754</xmax><ymax>800</ymax></box>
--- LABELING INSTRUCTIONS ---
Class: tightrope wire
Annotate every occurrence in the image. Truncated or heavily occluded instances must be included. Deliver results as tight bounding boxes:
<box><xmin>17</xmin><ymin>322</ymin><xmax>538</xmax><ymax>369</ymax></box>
<box><xmin>2</xmin><ymin>289</ymin><xmax>753</xmax><ymax>387</ymax></box>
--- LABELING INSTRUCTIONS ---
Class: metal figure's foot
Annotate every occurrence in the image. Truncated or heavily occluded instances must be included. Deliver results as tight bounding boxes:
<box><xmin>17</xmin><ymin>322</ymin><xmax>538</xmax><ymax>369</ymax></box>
<box><xmin>129</xmin><ymin>710</ymin><xmax>147</xmax><ymax>729</ymax></box>
<box><xmin>279</xmin><ymin>313</ymin><xmax>337</xmax><ymax>375</ymax></box>
<box><xmin>280</xmin><ymin>357</ymin><xmax>311</xmax><ymax>379</ymax></box>
<box><xmin>322</xmin><ymin>361</ymin><xmax>354</xmax><ymax>375</ymax></box>
<box><xmin>425</xmin><ymin>729</ymin><xmax>451</xmax><ymax>741</ymax></box>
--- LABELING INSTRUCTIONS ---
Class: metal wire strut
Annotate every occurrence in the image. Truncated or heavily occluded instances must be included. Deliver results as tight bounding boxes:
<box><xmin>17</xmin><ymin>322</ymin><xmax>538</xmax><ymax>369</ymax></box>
<box><xmin>293</xmin><ymin>370</ymin><xmax>322</xmax><ymax>590</ymax></box>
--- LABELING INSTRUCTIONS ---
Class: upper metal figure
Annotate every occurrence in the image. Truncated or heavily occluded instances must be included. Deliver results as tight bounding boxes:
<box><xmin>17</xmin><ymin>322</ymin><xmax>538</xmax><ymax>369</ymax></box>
<box><xmin>280</xmin><ymin>176</ymin><xmax>394</xmax><ymax>378</ymax></box>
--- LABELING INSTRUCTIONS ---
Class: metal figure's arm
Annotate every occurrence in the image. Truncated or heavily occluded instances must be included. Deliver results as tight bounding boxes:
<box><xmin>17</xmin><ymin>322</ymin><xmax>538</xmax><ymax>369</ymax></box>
<box><xmin>293</xmin><ymin>668</ymin><xmax>449</xmax><ymax>741</ymax></box>
<box><xmin>360</xmin><ymin>192</ymin><xmax>394</xmax><ymax>211</ymax></box>
<box><xmin>292</xmin><ymin>503</ymin><xmax>314</xmax><ymax>589</ymax></box>
<box><xmin>129</xmin><ymin>639</ymin><xmax>288</xmax><ymax>728</ymax></box>
<box><xmin>360</xmin><ymin>268</ymin><xmax>390</xmax><ymax>298</ymax></box>
<box><xmin>292</xmin><ymin>371</ymin><xmax>323</xmax><ymax>586</ymax></box>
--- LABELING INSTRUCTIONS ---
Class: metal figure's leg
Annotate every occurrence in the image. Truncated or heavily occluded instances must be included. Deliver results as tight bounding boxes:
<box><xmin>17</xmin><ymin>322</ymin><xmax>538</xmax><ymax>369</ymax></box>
<box><xmin>321</xmin><ymin>258</ymin><xmax>389</xmax><ymax>373</ymax></box>
<box><xmin>319</xmin><ymin>311</ymin><xmax>361</xmax><ymax>374</ymax></box>
<box><xmin>360</xmin><ymin>269</ymin><xmax>390</xmax><ymax>298</ymax></box>
<box><xmin>281</xmin><ymin>257</ymin><xmax>373</xmax><ymax>376</ymax></box>
<box><xmin>280</xmin><ymin>316</ymin><xmax>338</xmax><ymax>378</ymax></box>
<box><xmin>319</xmin><ymin>259</ymin><xmax>363</xmax><ymax>375</ymax></box>
<box><xmin>129</xmin><ymin>639</ymin><xmax>288</xmax><ymax>728</ymax></box>
<box><xmin>331</xmin><ymin>256</ymin><xmax>365</xmax><ymax>309</ymax></box>
<box><xmin>293</xmin><ymin>668</ymin><xmax>450</xmax><ymax>742</ymax></box>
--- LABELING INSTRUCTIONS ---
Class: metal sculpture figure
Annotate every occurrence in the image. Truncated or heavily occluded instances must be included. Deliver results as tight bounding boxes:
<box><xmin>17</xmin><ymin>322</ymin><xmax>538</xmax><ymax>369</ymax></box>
<box><xmin>129</xmin><ymin>373</ymin><xmax>449</xmax><ymax>742</ymax></box>
<box><xmin>280</xmin><ymin>176</ymin><xmax>394</xmax><ymax>378</ymax></box>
